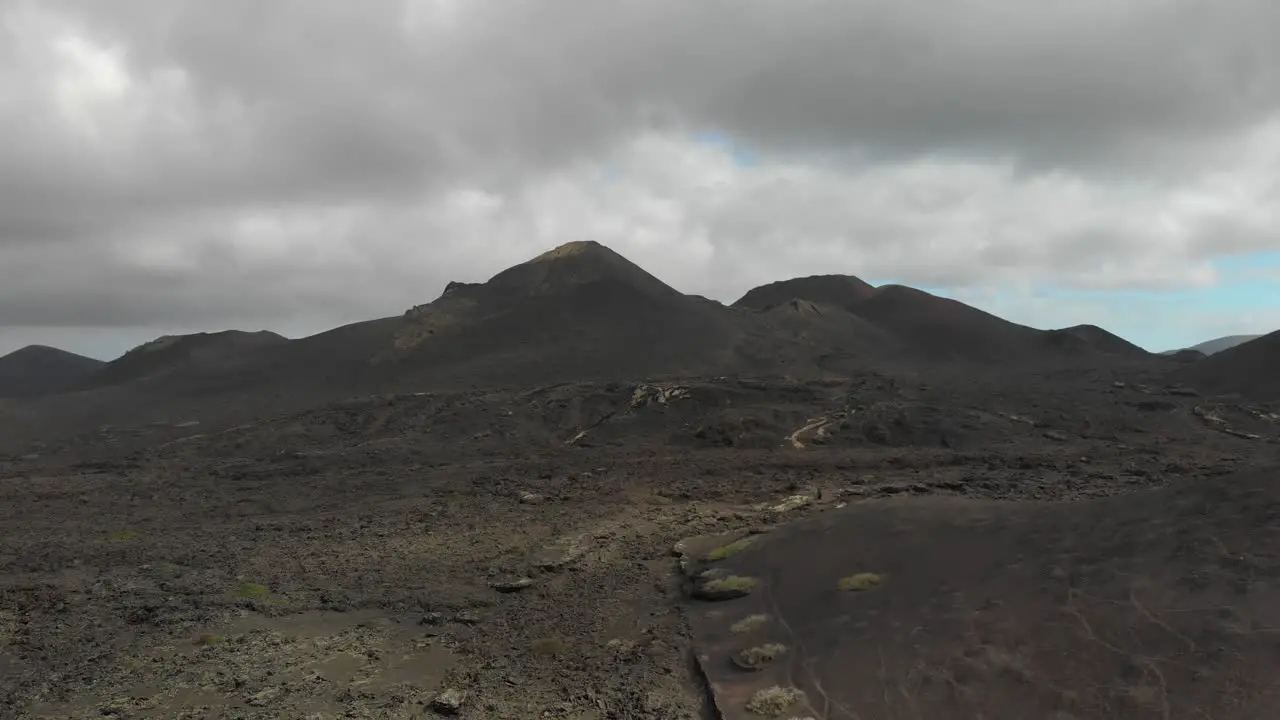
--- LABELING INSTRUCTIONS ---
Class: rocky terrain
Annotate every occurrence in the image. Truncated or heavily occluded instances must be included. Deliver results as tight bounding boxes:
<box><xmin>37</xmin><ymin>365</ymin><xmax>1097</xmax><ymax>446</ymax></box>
<box><xmin>2</xmin><ymin>242</ymin><xmax>1279</xmax><ymax>719</ymax></box>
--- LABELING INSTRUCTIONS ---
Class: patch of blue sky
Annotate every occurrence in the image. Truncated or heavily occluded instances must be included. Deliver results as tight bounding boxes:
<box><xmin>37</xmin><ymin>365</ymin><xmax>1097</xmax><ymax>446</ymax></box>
<box><xmin>1014</xmin><ymin>251</ymin><xmax>1280</xmax><ymax>349</ymax></box>
<box><xmin>692</xmin><ymin>129</ymin><xmax>758</xmax><ymax>166</ymax></box>
<box><xmin>859</xmin><ymin>251</ymin><xmax>1279</xmax><ymax>351</ymax></box>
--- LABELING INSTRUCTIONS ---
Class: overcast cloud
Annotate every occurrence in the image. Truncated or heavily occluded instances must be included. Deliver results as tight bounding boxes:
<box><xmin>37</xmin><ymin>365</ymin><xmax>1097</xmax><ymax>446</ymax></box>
<box><xmin>2</xmin><ymin>0</ymin><xmax>1279</xmax><ymax>359</ymax></box>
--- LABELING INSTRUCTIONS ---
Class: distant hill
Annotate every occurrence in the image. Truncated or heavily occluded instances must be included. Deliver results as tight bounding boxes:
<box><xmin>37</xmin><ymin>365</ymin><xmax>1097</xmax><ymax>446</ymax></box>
<box><xmin>1163</xmin><ymin>334</ymin><xmax>1266</xmax><ymax>356</ymax></box>
<box><xmin>733</xmin><ymin>277</ymin><xmax>1149</xmax><ymax>363</ymax></box>
<box><xmin>83</xmin><ymin>330</ymin><xmax>289</xmax><ymax>389</ymax></box>
<box><xmin>1173</xmin><ymin>330</ymin><xmax>1280</xmax><ymax>399</ymax></box>
<box><xmin>1167</xmin><ymin>348</ymin><xmax>1207</xmax><ymax>364</ymax></box>
<box><xmin>0</xmin><ymin>345</ymin><xmax>104</xmax><ymax>398</ymax></box>
<box><xmin>1042</xmin><ymin>325</ymin><xmax>1150</xmax><ymax>358</ymax></box>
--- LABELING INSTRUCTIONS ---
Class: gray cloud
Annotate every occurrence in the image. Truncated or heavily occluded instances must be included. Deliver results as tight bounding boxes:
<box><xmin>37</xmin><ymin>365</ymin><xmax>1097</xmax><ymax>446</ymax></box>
<box><xmin>2</xmin><ymin>0</ymin><xmax>1280</xmax><ymax>358</ymax></box>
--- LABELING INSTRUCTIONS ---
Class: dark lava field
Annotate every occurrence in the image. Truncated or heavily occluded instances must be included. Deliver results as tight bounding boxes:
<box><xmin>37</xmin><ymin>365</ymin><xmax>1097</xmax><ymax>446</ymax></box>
<box><xmin>2</xmin><ymin>242</ymin><xmax>1279</xmax><ymax>719</ymax></box>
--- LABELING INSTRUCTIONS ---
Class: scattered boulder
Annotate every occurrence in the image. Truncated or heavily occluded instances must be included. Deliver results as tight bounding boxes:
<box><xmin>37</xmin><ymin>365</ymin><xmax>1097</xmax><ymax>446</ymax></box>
<box><xmin>530</xmin><ymin>538</ymin><xmax>587</xmax><ymax>571</ymax></box>
<box><xmin>491</xmin><ymin>577</ymin><xmax>534</xmax><ymax>593</ymax></box>
<box><xmin>631</xmin><ymin>383</ymin><xmax>691</xmax><ymax>409</ymax></box>
<box><xmin>431</xmin><ymin>688</ymin><xmax>468</xmax><ymax>715</ymax></box>
<box><xmin>768</xmin><ymin>494</ymin><xmax>813</xmax><ymax>513</ymax></box>
<box><xmin>454</xmin><ymin>610</ymin><xmax>482</xmax><ymax>625</ymax></box>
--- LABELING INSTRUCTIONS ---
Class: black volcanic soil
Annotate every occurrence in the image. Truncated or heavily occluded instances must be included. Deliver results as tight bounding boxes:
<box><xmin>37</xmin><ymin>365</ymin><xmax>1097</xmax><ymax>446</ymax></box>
<box><xmin>686</xmin><ymin>467</ymin><xmax>1280</xmax><ymax>719</ymax></box>
<box><xmin>3</xmin><ymin>364</ymin><xmax>1279</xmax><ymax>719</ymax></box>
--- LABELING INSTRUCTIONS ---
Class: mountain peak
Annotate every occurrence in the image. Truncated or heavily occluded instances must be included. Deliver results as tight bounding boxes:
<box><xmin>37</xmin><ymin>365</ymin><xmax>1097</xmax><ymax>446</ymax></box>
<box><xmin>530</xmin><ymin>240</ymin><xmax>610</xmax><ymax>262</ymax></box>
<box><xmin>0</xmin><ymin>345</ymin><xmax>104</xmax><ymax>398</ymax></box>
<box><xmin>734</xmin><ymin>274</ymin><xmax>877</xmax><ymax>312</ymax></box>
<box><xmin>7</xmin><ymin>344</ymin><xmax>66</xmax><ymax>358</ymax></box>
<box><xmin>2</xmin><ymin>344</ymin><xmax>100</xmax><ymax>363</ymax></box>
<box><xmin>485</xmin><ymin>241</ymin><xmax>679</xmax><ymax>300</ymax></box>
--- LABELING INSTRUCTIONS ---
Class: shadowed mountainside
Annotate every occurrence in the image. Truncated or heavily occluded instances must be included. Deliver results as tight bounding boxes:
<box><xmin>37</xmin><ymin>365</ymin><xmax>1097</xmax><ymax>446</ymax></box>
<box><xmin>83</xmin><ymin>331</ymin><xmax>289</xmax><ymax>389</ymax></box>
<box><xmin>0</xmin><ymin>346</ymin><xmax>103</xmax><ymax>399</ymax></box>
<box><xmin>734</xmin><ymin>275</ymin><xmax>877</xmax><ymax>314</ymax></box>
<box><xmin>733</xmin><ymin>276</ymin><xmax>1150</xmax><ymax>363</ymax></box>
<box><xmin>2</xmin><ymin>243</ymin><xmax>1183</xmax><ymax>447</ymax></box>
<box><xmin>1042</xmin><ymin>324</ymin><xmax>1151</xmax><ymax>358</ymax></box>
<box><xmin>1173</xmin><ymin>329</ymin><xmax>1280</xmax><ymax>400</ymax></box>
<box><xmin>1166</xmin><ymin>333</ymin><xmax>1265</xmax><ymax>356</ymax></box>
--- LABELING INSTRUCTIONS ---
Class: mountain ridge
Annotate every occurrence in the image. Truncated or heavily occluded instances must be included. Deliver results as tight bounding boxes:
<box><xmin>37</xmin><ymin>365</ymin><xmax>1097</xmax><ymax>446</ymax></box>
<box><xmin>2</xmin><ymin>242</ymin><xmax>1194</xmax><ymax>444</ymax></box>
<box><xmin>733</xmin><ymin>275</ymin><xmax>1149</xmax><ymax>363</ymax></box>
<box><xmin>1163</xmin><ymin>334</ymin><xmax>1266</xmax><ymax>356</ymax></box>
<box><xmin>0</xmin><ymin>345</ymin><xmax>105</xmax><ymax>399</ymax></box>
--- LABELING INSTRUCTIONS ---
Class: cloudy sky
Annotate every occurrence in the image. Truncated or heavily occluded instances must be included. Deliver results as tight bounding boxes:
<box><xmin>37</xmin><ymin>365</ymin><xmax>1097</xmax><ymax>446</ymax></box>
<box><xmin>2</xmin><ymin>0</ymin><xmax>1279</xmax><ymax>359</ymax></box>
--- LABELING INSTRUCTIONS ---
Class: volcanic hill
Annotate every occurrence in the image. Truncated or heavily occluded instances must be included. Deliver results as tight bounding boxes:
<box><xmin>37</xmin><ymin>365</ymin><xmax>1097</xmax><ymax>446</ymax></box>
<box><xmin>1174</xmin><ymin>329</ymin><xmax>1280</xmax><ymax>399</ymax></box>
<box><xmin>732</xmin><ymin>276</ymin><xmax>1149</xmax><ymax>363</ymax></box>
<box><xmin>0</xmin><ymin>345</ymin><xmax>104</xmax><ymax>399</ymax></box>
<box><xmin>1174</xmin><ymin>333</ymin><xmax>1266</xmax><ymax>356</ymax></box>
<box><xmin>84</xmin><ymin>330</ymin><xmax>289</xmax><ymax>389</ymax></box>
<box><xmin>375</xmin><ymin>240</ymin><xmax>741</xmax><ymax>385</ymax></box>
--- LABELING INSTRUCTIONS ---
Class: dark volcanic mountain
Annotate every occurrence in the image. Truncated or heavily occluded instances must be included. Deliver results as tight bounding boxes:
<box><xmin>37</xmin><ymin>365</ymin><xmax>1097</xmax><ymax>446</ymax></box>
<box><xmin>733</xmin><ymin>277</ymin><xmax>1149</xmax><ymax>363</ymax></box>
<box><xmin>5</xmin><ymin>243</ymin><xmax>1165</xmax><ymax>445</ymax></box>
<box><xmin>1168</xmin><ymin>334</ymin><xmax>1266</xmax><ymax>356</ymax></box>
<box><xmin>0</xmin><ymin>345</ymin><xmax>104</xmax><ymax>398</ymax></box>
<box><xmin>1173</xmin><ymin>329</ymin><xmax>1280</xmax><ymax>399</ymax></box>
<box><xmin>84</xmin><ymin>330</ymin><xmax>289</xmax><ymax>389</ymax></box>
<box><xmin>735</xmin><ymin>275</ymin><xmax>877</xmax><ymax>314</ymax></box>
<box><xmin>1042</xmin><ymin>324</ymin><xmax>1150</xmax><ymax>358</ymax></box>
<box><xmin>847</xmin><ymin>284</ymin><xmax>1052</xmax><ymax>362</ymax></box>
<box><xmin>20</xmin><ymin>242</ymin><xmax>749</xmax><ymax>433</ymax></box>
<box><xmin>371</xmin><ymin>240</ymin><xmax>741</xmax><ymax>385</ymax></box>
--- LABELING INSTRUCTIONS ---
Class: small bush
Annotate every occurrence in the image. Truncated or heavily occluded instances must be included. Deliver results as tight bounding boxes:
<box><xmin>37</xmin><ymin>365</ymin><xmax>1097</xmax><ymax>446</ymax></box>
<box><xmin>703</xmin><ymin>575</ymin><xmax>759</xmax><ymax>593</ymax></box>
<box><xmin>732</xmin><ymin>642</ymin><xmax>787</xmax><ymax>670</ymax></box>
<box><xmin>730</xmin><ymin>614</ymin><xmax>769</xmax><ymax>634</ymax></box>
<box><xmin>108</xmin><ymin>530</ymin><xmax>141</xmax><ymax>541</ymax></box>
<box><xmin>195</xmin><ymin>633</ymin><xmax>223</xmax><ymax>646</ymax></box>
<box><xmin>234</xmin><ymin>582</ymin><xmax>269</xmax><ymax>598</ymax></box>
<box><xmin>837</xmin><ymin>573</ymin><xmax>884</xmax><ymax>592</ymax></box>
<box><xmin>745</xmin><ymin>685</ymin><xmax>805</xmax><ymax>716</ymax></box>
<box><xmin>705</xmin><ymin>538</ymin><xmax>753</xmax><ymax>562</ymax></box>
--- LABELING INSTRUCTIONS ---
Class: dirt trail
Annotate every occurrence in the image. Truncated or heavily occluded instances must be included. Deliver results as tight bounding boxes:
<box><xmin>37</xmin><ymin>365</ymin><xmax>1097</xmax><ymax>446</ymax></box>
<box><xmin>787</xmin><ymin>416</ymin><xmax>832</xmax><ymax>449</ymax></box>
